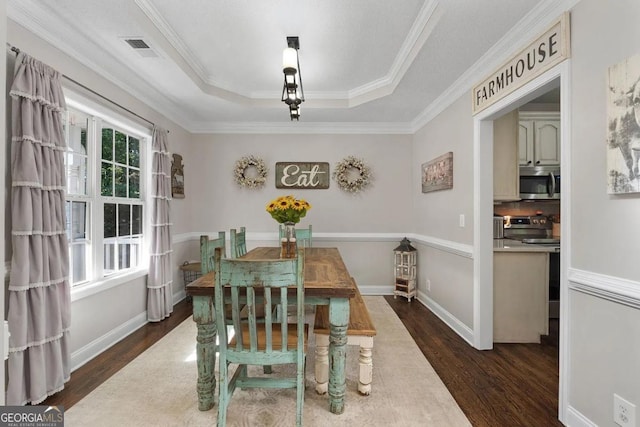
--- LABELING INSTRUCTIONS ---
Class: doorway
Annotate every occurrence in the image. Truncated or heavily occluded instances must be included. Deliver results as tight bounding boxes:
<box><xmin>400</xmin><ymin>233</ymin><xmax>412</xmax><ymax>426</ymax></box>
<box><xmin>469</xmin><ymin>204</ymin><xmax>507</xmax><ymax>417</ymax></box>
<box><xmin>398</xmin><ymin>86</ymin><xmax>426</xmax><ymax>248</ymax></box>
<box><xmin>473</xmin><ymin>63</ymin><xmax>570</xmax><ymax>423</ymax></box>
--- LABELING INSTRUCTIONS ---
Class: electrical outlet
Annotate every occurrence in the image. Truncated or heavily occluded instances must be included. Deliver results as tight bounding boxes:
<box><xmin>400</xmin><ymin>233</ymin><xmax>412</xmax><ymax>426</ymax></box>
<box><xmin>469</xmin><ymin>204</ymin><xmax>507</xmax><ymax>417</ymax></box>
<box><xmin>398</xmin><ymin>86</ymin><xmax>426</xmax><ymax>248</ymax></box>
<box><xmin>426</xmin><ymin>279</ymin><xmax>431</xmax><ymax>291</ymax></box>
<box><xmin>459</xmin><ymin>214</ymin><xmax>465</xmax><ymax>227</ymax></box>
<box><xmin>614</xmin><ymin>394</ymin><xmax>636</xmax><ymax>427</ymax></box>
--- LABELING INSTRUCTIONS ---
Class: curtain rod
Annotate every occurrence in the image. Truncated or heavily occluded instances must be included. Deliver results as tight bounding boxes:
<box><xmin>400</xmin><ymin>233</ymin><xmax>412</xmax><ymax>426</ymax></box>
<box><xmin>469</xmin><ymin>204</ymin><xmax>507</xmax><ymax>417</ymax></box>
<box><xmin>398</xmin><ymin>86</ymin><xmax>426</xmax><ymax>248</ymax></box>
<box><xmin>7</xmin><ymin>43</ymin><xmax>167</xmax><ymax>133</ymax></box>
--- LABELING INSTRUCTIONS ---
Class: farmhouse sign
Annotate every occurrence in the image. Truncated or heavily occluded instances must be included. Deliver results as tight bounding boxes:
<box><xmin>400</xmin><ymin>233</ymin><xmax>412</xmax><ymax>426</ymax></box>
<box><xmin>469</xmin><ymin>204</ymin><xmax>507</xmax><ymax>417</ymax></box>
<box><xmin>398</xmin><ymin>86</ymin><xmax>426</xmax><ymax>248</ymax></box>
<box><xmin>275</xmin><ymin>162</ymin><xmax>330</xmax><ymax>189</ymax></box>
<box><xmin>472</xmin><ymin>13</ymin><xmax>570</xmax><ymax>115</ymax></box>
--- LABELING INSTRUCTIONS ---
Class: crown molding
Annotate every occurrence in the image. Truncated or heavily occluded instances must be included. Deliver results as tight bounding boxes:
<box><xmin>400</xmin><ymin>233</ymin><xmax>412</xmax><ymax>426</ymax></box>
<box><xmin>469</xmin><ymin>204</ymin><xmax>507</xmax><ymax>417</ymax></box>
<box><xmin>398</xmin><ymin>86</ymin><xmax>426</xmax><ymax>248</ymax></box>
<box><xmin>7</xmin><ymin>0</ymin><xmax>581</xmax><ymax>135</ymax></box>
<box><xmin>189</xmin><ymin>121</ymin><xmax>414</xmax><ymax>135</ymax></box>
<box><xmin>411</xmin><ymin>0</ymin><xmax>581</xmax><ymax>133</ymax></box>
<box><xmin>347</xmin><ymin>0</ymin><xmax>441</xmax><ymax>107</ymax></box>
<box><xmin>135</xmin><ymin>0</ymin><xmax>440</xmax><ymax>108</ymax></box>
<box><xmin>132</xmin><ymin>0</ymin><xmax>254</xmax><ymax>106</ymax></box>
<box><xmin>134</xmin><ymin>0</ymin><xmax>208</xmax><ymax>81</ymax></box>
<box><xmin>7</xmin><ymin>0</ymin><xmax>195</xmax><ymax>131</ymax></box>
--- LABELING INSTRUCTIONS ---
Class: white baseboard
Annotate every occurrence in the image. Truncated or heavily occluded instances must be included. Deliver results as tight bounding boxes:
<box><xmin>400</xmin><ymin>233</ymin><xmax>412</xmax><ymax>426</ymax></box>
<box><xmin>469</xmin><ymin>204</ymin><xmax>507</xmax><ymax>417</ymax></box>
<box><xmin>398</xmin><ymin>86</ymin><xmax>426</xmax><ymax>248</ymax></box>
<box><xmin>565</xmin><ymin>405</ymin><xmax>597</xmax><ymax>427</ymax></box>
<box><xmin>417</xmin><ymin>289</ymin><xmax>474</xmax><ymax>345</ymax></box>
<box><xmin>70</xmin><ymin>311</ymin><xmax>148</xmax><ymax>372</ymax></box>
<box><xmin>70</xmin><ymin>290</ymin><xmax>187</xmax><ymax>372</ymax></box>
<box><xmin>173</xmin><ymin>288</ymin><xmax>187</xmax><ymax>304</ymax></box>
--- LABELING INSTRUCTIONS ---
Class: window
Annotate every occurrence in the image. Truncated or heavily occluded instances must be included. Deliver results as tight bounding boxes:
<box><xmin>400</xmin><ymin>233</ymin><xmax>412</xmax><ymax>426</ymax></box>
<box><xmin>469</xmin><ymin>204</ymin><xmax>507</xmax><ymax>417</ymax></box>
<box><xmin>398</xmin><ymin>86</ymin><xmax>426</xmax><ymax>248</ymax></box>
<box><xmin>64</xmin><ymin>101</ymin><xmax>149</xmax><ymax>287</ymax></box>
<box><xmin>65</xmin><ymin>109</ymin><xmax>90</xmax><ymax>284</ymax></box>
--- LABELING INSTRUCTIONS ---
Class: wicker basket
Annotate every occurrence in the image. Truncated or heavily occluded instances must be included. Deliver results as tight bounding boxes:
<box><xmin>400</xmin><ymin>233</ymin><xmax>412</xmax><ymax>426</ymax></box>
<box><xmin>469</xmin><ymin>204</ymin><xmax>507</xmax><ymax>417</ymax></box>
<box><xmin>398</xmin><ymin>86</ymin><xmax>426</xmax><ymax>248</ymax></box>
<box><xmin>179</xmin><ymin>261</ymin><xmax>202</xmax><ymax>285</ymax></box>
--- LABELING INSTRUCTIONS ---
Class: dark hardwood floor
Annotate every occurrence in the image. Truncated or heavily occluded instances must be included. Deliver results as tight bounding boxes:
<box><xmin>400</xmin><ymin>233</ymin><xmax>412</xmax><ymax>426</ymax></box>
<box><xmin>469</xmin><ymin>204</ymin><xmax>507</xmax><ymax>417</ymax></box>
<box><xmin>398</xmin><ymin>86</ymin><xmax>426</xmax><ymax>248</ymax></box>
<box><xmin>43</xmin><ymin>296</ymin><xmax>560</xmax><ymax>427</ymax></box>
<box><xmin>385</xmin><ymin>295</ymin><xmax>562</xmax><ymax>427</ymax></box>
<box><xmin>41</xmin><ymin>299</ymin><xmax>192</xmax><ymax>410</ymax></box>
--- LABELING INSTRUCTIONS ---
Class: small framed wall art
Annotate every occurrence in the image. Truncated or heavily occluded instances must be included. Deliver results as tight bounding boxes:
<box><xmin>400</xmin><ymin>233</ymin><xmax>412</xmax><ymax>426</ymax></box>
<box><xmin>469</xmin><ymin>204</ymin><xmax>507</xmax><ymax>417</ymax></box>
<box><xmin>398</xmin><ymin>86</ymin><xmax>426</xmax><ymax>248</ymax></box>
<box><xmin>171</xmin><ymin>153</ymin><xmax>185</xmax><ymax>198</ymax></box>
<box><xmin>422</xmin><ymin>152</ymin><xmax>453</xmax><ymax>193</ymax></box>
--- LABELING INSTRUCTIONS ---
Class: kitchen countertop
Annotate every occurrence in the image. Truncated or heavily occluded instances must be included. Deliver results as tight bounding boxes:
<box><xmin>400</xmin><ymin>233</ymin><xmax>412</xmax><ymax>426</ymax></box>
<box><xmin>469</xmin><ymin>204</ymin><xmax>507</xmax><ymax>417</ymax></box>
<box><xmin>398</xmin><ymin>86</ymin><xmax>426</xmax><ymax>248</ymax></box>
<box><xmin>493</xmin><ymin>238</ymin><xmax>560</xmax><ymax>253</ymax></box>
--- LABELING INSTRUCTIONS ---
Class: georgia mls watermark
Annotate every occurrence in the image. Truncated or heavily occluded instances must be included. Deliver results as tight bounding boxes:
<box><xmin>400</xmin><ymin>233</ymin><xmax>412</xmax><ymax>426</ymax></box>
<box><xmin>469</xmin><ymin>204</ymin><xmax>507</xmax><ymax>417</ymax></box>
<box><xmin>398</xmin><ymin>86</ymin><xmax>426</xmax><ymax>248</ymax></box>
<box><xmin>0</xmin><ymin>406</ymin><xmax>64</xmax><ymax>427</ymax></box>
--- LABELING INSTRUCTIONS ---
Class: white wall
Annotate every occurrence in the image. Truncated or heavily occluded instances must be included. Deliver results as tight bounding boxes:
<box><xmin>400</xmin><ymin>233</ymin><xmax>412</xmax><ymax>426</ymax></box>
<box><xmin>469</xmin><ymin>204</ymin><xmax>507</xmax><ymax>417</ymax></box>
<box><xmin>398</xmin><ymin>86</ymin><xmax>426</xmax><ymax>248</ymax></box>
<box><xmin>565</xmin><ymin>0</ymin><xmax>640</xmax><ymax>424</ymax></box>
<box><xmin>187</xmin><ymin>133</ymin><xmax>412</xmax><ymax>233</ymax></box>
<box><xmin>411</xmin><ymin>96</ymin><xmax>475</xmax><ymax>331</ymax></box>
<box><xmin>410</xmin><ymin>2</ymin><xmax>640</xmax><ymax>424</ymax></box>
<box><xmin>175</xmin><ymin>132</ymin><xmax>413</xmax><ymax>293</ymax></box>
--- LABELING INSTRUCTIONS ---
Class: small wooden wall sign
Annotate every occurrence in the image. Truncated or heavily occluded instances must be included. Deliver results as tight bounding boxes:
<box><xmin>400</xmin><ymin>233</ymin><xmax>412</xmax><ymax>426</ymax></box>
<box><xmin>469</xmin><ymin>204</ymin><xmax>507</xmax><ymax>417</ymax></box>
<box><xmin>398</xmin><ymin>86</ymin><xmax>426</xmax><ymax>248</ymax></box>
<box><xmin>275</xmin><ymin>162</ymin><xmax>330</xmax><ymax>189</ymax></box>
<box><xmin>422</xmin><ymin>152</ymin><xmax>453</xmax><ymax>193</ymax></box>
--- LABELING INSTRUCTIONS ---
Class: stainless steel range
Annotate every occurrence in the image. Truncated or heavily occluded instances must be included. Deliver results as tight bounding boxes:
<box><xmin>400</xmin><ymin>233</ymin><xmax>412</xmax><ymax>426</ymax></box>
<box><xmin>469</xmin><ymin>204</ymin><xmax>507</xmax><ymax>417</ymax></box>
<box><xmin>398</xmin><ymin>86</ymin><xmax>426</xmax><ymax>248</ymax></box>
<box><xmin>503</xmin><ymin>215</ymin><xmax>560</xmax><ymax>247</ymax></box>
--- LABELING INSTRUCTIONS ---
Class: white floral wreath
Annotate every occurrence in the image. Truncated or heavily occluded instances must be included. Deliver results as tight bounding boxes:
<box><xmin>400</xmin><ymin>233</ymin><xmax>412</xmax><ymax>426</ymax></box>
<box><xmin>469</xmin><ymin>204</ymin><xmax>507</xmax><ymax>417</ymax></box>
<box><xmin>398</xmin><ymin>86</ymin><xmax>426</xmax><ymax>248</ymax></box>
<box><xmin>333</xmin><ymin>156</ymin><xmax>372</xmax><ymax>193</ymax></box>
<box><xmin>234</xmin><ymin>155</ymin><xmax>268</xmax><ymax>188</ymax></box>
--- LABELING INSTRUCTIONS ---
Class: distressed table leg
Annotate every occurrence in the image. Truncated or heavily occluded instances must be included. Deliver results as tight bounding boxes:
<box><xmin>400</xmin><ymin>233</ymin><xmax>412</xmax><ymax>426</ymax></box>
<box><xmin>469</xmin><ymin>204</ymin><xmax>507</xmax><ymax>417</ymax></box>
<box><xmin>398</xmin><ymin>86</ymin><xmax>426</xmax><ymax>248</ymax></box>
<box><xmin>358</xmin><ymin>336</ymin><xmax>374</xmax><ymax>395</ymax></box>
<box><xmin>192</xmin><ymin>295</ymin><xmax>217</xmax><ymax>411</ymax></box>
<box><xmin>314</xmin><ymin>333</ymin><xmax>330</xmax><ymax>394</ymax></box>
<box><xmin>328</xmin><ymin>297</ymin><xmax>349</xmax><ymax>414</ymax></box>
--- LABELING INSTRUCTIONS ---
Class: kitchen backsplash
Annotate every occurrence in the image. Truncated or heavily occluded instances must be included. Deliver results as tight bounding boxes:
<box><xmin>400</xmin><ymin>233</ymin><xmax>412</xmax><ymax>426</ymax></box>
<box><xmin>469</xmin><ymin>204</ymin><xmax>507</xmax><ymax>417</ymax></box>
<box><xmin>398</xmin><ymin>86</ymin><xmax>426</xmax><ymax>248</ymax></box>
<box><xmin>494</xmin><ymin>200</ymin><xmax>560</xmax><ymax>221</ymax></box>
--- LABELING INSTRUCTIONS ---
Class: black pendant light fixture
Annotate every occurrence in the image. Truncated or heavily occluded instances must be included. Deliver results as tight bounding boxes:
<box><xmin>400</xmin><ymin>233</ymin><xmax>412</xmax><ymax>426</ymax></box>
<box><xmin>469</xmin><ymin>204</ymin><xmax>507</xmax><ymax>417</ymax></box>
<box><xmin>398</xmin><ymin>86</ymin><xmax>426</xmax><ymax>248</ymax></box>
<box><xmin>281</xmin><ymin>36</ymin><xmax>305</xmax><ymax>121</ymax></box>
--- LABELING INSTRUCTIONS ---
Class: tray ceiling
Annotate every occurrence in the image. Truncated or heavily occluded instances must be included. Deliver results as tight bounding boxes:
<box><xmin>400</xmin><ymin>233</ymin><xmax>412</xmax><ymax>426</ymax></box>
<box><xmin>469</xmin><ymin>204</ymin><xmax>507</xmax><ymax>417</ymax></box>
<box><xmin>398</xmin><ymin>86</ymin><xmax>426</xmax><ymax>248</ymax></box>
<box><xmin>8</xmin><ymin>0</ymin><xmax>561</xmax><ymax>133</ymax></box>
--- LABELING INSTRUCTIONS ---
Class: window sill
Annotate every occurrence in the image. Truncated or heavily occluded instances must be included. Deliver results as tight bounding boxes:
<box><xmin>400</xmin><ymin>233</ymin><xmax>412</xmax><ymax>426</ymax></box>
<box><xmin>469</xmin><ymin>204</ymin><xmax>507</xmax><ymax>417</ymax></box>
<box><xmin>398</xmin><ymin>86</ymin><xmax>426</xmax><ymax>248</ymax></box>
<box><xmin>70</xmin><ymin>268</ymin><xmax>148</xmax><ymax>302</ymax></box>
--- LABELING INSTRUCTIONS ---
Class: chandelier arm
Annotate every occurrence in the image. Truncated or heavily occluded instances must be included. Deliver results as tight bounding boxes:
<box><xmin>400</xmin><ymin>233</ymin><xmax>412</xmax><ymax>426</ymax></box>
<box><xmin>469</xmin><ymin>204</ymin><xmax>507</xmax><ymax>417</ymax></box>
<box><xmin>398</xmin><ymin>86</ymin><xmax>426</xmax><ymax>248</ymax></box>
<box><xmin>296</xmin><ymin>53</ymin><xmax>304</xmax><ymax>101</ymax></box>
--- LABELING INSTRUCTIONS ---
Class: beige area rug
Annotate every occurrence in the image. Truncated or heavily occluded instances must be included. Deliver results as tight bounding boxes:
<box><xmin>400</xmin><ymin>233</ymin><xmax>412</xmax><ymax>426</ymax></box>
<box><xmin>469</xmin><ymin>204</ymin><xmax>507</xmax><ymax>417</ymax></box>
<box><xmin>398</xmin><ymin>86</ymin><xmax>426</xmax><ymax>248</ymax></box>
<box><xmin>66</xmin><ymin>297</ymin><xmax>470</xmax><ymax>426</ymax></box>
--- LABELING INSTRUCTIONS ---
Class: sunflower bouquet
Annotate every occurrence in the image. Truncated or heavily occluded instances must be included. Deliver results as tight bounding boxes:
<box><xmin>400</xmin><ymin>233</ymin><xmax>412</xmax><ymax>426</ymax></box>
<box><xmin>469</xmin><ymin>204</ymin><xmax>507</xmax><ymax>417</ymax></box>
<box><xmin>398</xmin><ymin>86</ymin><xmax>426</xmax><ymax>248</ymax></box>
<box><xmin>265</xmin><ymin>195</ymin><xmax>311</xmax><ymax>224</ymax></box>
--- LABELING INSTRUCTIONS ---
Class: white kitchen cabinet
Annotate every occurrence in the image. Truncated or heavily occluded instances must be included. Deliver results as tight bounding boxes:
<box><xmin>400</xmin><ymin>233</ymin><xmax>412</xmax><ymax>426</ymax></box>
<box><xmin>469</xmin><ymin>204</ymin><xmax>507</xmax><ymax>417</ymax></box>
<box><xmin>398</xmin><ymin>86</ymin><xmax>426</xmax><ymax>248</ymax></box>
<box><xmin>518</xmin><ymin>112</ymin><xmax>561</xmax><ymax>167</ymax></box>
<box><xmin>493</xmin><ymin>110</ymin><xmax>519</xmax><ymax>201</ymax></box>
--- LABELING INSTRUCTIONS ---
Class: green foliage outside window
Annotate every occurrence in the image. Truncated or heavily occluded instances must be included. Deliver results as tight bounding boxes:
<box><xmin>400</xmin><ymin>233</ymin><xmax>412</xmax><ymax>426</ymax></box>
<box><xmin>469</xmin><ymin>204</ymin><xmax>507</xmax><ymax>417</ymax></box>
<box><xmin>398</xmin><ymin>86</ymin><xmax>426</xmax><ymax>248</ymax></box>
<box><xmin>101</xmin><ymin>127</ymin><xmax>141</xmax><ymax>198</ymax></box>
<box><xmin>101</xmin><ymin>126</ymin><xmax>143</xmax><ymax>243</ymax></box>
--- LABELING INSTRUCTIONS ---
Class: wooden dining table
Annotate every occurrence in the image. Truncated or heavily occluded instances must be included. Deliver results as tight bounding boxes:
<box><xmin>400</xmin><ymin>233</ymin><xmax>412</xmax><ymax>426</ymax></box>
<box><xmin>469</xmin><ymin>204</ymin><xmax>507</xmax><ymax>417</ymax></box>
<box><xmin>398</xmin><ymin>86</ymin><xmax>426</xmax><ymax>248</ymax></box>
<box><xmin>186</xmin><ymin>246</ymin><xmax>356</xmax><ymax>415</ymax></box>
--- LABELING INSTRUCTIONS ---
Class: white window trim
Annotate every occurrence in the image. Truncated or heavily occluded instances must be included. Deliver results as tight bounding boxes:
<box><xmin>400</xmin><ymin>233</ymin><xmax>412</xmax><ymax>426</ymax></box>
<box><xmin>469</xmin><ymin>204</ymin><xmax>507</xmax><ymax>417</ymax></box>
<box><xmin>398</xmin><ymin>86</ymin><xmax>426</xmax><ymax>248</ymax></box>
<box><xmin>64</xmin><ymin>87</ymin><xmax>152</xmax><ymax>300</ymax></box>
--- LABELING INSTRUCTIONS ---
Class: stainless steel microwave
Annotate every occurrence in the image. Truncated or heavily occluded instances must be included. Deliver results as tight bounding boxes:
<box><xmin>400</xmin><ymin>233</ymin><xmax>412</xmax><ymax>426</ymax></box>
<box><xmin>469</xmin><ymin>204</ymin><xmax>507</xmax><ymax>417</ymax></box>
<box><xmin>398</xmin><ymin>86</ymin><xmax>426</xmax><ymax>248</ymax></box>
<box><xmin>519</xmin><ymin>166</ymin><xmax>560</xmax><ymax>200</ymax></box>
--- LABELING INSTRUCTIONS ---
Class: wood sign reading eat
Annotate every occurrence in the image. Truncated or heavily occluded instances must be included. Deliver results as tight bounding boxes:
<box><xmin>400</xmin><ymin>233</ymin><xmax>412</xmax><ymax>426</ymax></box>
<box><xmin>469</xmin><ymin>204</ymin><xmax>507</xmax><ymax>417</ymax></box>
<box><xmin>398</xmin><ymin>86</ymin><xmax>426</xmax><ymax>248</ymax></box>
<box><xmin>275</xmin><ymin>162</ymin><xmax>330</xmax><ymax>189</ymax></box>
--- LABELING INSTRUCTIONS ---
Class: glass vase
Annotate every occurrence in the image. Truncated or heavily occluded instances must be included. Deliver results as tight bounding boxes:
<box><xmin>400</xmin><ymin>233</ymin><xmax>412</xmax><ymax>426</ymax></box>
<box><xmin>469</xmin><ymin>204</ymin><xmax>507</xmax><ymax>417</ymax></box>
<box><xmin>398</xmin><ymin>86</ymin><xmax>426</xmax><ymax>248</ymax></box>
<box><xmin>280</xmin><ymin>222</ymin><xmax>297</xmax><ymax>259</ymax></box>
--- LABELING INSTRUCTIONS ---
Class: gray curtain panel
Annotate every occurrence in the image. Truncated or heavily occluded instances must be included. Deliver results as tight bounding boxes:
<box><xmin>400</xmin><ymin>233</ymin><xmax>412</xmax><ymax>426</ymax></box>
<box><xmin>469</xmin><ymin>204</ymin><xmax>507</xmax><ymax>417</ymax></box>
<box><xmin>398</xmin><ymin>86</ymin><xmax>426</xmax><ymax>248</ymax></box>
<box><xmin>7</xmin><ymin>52</ymin><xmax>71</xmax><ymax>405</ymax></box>
<box><xmin>147</xmin><ymin>127</ymin><xmax>174</xmax><ymax>321</ymax></box>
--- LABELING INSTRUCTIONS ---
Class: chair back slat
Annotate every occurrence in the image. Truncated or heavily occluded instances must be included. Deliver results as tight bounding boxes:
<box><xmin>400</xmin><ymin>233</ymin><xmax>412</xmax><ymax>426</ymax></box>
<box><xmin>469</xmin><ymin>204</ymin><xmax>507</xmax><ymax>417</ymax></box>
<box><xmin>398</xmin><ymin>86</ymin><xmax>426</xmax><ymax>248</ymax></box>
<box><xmin>246</xmin><ymin>287</ymin><xmax>257</xmax><ymax>352</ymax></box>
<box><xmin>230</xmin><ymin>227</ymin><xmax>247</xmax><ymax>258</ymax></box>
<box><xmin>265</xmin><ymin>287</ymin><xmax>273</xmax><ymax>352</ymax></box>
<box><xmin>230</xmin><ymin>287</ymin><xmax>242</xmax><ymax>350</ymax></box>
<box><xmin>280</xmin><ymin>286</ymin><xmax>288</xmax><ymax>351</ymax></box>
<box><xmin>200</xmin><ymin>232</ymin><xmax>226</xmax><ymax>274</ymax></box>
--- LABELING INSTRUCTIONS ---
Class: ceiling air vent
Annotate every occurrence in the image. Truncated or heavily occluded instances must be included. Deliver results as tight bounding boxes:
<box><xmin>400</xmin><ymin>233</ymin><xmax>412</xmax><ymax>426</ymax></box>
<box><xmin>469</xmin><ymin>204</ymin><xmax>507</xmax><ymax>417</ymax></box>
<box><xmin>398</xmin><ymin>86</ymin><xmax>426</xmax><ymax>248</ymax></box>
<box><xmin>125</xmin><ymin>38</ymin><xmax>150</xmax><ymax>49</ymax></box>
<box><xmin>123</xmin><ymin>38</ymin><xmax>158</xmax><ymax>58</ymax></box>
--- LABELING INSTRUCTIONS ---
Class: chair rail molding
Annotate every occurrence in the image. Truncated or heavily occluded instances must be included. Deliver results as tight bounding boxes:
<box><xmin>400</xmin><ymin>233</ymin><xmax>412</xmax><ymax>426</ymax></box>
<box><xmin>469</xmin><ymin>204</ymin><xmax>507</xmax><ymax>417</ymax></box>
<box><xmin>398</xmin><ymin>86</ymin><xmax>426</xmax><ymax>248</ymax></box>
<box><xmin>172</xmin><ymin>231</ymin><xmax>473</xmax><ymax>258</ymax></box>
<box><xmin>568</xmin><ymin>268</ymin><xmax>640</xmax><ymax>310</ymax></box>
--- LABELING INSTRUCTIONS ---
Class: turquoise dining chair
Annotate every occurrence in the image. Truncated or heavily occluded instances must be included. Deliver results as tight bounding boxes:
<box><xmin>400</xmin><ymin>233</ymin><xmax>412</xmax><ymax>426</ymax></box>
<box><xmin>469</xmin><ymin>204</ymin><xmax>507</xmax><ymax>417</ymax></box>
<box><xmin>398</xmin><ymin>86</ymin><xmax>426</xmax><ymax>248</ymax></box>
<box><xmin>214</xmin><ymin>247</ymin><xmax>307</xmax><ymax>427</ymax></box>
<box><xmin>200</xmin><ymin>232</ymin><xmax>226</xmax><ymax>274</ymax></box>
<box><xmin>200</xmin><ymin>232</ymin><xmax>236</xmax><ymax>332</ymax></box>
<box><xmin>229</xmin><ymin>227</ymin><xmax>247</xmax><ymax>258</ymax></box>
<box><xmin>279</xmin><ymin>224</ymin><xmax>313</xmax><ymax>247</ymax></box>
